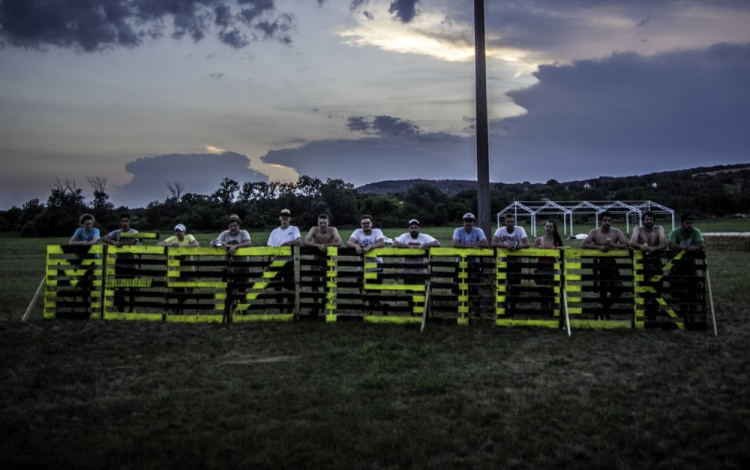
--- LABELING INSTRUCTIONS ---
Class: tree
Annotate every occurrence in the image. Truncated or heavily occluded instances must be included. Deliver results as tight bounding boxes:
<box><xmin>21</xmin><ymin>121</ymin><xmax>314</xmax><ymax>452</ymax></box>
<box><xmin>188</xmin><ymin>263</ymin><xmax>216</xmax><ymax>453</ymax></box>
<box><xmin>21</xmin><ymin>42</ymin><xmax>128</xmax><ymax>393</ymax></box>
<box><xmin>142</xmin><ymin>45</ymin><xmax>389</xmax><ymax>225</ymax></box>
<box><xmin>212</xmin><ymin>178</ymin><xmax>239</xmax><ymax>209</ymax></box>
<box><xmin>403</xmin><ymin>183</ymin><xmax>449</xmax><ymax>225</ymax></box>
<box><xmin>166</xmin><ymin>181</ymin><xmax>185</xmax><ymax>202</ymax></box>
<box><xmin>320</xmin><ymin>178</ymin><xmax>358</xmax><ymax>225</ymax></box>
<box><xmin>87</xmin><ymin>175</ymin><xmax>115</xmax><ymax>225</ymax></box>
<box><xmin>295</xmin><ymin>175</ymin><xmax>323</xmax><ymax>198</ymax></box>
<box><xmin>359</xmin><ymin>194</ymin><xmax>403</xmax><ymax>227</ymax></box>
<box><xmin>33</xmin><ymin>176</ymin><xmax>87</xmax><ymax>236</ymax></box>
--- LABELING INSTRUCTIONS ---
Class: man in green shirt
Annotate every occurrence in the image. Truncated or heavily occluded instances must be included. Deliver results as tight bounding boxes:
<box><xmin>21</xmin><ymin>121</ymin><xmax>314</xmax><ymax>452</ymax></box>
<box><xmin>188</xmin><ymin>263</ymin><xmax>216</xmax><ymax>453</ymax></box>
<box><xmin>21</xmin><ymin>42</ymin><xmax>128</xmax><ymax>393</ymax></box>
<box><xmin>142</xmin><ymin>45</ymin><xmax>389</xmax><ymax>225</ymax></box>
<box><xmin>667</xmin><ymin>214</ymin><xmax>705</xmax><ymax>319</ymax></box>
<box><xmin>668</xmin><ymin>214</ymin><xmax>705</xmax><ymax>251</ymax></box>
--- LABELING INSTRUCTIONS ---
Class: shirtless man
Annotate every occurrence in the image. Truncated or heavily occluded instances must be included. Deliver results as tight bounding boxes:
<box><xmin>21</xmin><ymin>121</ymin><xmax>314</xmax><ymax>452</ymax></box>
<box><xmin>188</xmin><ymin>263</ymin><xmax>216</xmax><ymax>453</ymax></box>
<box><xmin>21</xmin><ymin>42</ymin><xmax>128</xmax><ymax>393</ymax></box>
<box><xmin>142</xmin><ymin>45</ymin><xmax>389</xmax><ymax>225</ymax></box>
<box><xmin>303</xmin><ymin>214</ymin><xmax>342</xmax><ymax>252</ymax></box>
<box><xmin>581</xmin><ymin>211</ymin><xmax>629</xmax><ymax>316</ymax></box>
<box><xmin>303</xmin><ymin>214</ymin><xmax>342</xmax><ymax>314</ymax></box>
<box><xmin>630</xmin><ymin>211</ymin><xmax>667</xmax><ymax>320</ymax></box>
<box><xmin>630</xmin><ymin>211</ymin><xmax>667</xmax><ymax>253</ymax></box>
<box><xmin>581</xmin><ymin>211</ymin><xmax>630</xmax><ymax>252</ymax></box>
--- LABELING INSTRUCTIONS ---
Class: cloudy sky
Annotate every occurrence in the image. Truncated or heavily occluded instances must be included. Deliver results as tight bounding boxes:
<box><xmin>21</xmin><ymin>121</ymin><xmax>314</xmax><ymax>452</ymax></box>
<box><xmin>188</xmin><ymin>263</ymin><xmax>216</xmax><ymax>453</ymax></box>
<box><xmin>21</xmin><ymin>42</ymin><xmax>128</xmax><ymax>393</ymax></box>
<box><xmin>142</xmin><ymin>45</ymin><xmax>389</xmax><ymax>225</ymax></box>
<box><xmin>1</xmin><ymin>0</ymin><xmax>748</xmax><ymax>208</ymax></box>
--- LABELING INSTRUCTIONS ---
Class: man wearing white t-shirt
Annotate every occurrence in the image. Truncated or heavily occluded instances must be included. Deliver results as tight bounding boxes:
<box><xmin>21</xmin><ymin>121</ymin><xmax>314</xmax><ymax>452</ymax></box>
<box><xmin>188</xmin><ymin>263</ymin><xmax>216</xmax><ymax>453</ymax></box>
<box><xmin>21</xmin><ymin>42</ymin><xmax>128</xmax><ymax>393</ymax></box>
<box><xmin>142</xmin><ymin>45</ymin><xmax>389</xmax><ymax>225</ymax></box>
<box><xmin>347</xmin><ymin>215</ymin><xmax>386</xmax><ymax>310</ymax></box>
<box><xmin>491</xmin><ymin>214</ymin><xmax>530</xmax><ymax>250</ymax></box>
<box><xmin>393</xmin><ymin>218</ymin><xmax>441</xmax><ymax>286</ymax></box>
<box><xmin>347</xmin><ymin>215</ymin><xmax>385</xmax><ymax>253</ymax></box>
<box><xmin>267</xmin><ymin>209</ymin><xmax>301</xmax><ymax>313</ymax></box>
<box><xmin>492</xmin><ymin>214</ymin><xmax>529</xmax><ymax>312</ymax></box>
<box><xmin>393</xmin><ymin>219</ymin><xmax>441</xmax><ymax>251</ymax></box>
<box><xmin>267</xmin><ymin>209</ymin><xmax>302</xmax><ymax>248</ymax></box>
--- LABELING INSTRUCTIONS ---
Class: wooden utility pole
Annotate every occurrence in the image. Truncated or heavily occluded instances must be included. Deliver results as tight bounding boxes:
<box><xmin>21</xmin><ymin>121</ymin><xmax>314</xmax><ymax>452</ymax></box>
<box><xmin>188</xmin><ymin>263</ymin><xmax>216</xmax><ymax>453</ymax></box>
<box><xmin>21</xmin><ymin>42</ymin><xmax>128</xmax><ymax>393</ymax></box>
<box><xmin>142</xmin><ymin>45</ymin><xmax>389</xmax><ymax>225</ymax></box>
<box><xmin>474</xmin><ymin>0</ymin><xmax>491</xmax><ymax>235</ymax></box>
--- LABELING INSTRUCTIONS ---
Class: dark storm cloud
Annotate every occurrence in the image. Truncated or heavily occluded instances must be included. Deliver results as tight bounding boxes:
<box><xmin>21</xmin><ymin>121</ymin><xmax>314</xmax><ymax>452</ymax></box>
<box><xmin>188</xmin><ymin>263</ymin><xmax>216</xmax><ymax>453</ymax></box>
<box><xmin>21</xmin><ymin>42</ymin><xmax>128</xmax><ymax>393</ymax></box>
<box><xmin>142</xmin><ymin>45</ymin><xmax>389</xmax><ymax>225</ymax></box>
<box><xmin>214</xmin><ymin>4</ymin><xmax>232</xmax><ymax>27</ymax></box>
<box><xmin>488</xmin><ymin>42</ymin><xmax>750</xmax><ymax>181</ymax></box>
<box><xmin>263</xmin><ymin>42</ymin><xmax>749</xmax><ymax>186</ymax></box>
<box><xmin>429</xmin><ymin>0</ymin><xmax>750</xmax><ymax>58</ymax></box>
<box><xmin>347</xmin><ymin>115</ymin><xmax>422</xmax><ymax>137</ymax></box>
<box><xmin>121</xmin><ymin>151</ymin><xmax>268</xmax><ymax>206</ymax></box>
<box><xmin>372</xmin><ymin>115</ymin><xmax>421</xmax><ymax>136</ymax></box>
<box><xmin>255</xmin><ymin>13</ymin><xmax>295</xmax><ymax>44</ymax></box>
<box><xmin>0</xmin><ymin>0</ymin><xmax>294</xmax><ymax>52</ymax></box>
<box><xmin>347</xmin><ymin>116</ymin><xmax>370</xmax><ymax>132</ymax></box>
<box><xmin>219</xmin><ymin>28</ymin><xmax>249</xmax><ymax>48</ymax></box>
<box><xmin>348</xmin><ymin>0</ymin><xmax>419</xmax><ymax>23</ymax></box>
<box><xmin>388</xmin><ymin>0</ymin><xmax>420</xmax><ymax>23</ymax></box>
<box><xmin>261</xmin><ymin>131</ymin><xmax>474</xmax><ymax>187</ymax></box>
<box><xmin>238</xmin><ymin>0</ymin><xmax>275</xmax><ymax>24</ymax></box>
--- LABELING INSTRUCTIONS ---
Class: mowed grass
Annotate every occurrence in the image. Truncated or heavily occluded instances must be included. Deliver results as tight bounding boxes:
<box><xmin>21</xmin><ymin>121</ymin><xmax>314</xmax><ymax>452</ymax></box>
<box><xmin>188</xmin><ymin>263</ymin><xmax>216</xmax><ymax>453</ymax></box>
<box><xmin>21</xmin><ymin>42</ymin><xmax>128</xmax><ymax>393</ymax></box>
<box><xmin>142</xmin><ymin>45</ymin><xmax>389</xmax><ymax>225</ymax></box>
<box><xmin>1</xmin><ymin>235</ymin><xmax>749</xmax><ymax>468</ymax></box>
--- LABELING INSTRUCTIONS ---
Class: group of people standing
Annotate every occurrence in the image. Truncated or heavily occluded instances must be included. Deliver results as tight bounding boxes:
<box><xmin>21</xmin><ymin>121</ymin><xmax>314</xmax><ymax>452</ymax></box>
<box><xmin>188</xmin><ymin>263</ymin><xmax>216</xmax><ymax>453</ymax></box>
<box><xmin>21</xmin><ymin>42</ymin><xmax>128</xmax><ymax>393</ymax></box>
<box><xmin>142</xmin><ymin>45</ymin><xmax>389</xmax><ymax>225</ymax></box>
<box><xmin>69</xmin><ymin>209</ymin><xmax>705</xmax><ymax>259</ymax></box>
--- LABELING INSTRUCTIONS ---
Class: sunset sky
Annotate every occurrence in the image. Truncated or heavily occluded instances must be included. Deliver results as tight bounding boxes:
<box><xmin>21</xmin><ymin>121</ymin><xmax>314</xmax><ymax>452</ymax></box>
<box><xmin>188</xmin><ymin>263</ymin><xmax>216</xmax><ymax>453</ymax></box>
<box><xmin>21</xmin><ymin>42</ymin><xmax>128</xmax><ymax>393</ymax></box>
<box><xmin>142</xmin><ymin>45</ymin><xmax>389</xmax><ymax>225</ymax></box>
<box><xmin>1</xmin><ymin>0</ymin><xmax>749</xmax><ymax>208</ymax></box>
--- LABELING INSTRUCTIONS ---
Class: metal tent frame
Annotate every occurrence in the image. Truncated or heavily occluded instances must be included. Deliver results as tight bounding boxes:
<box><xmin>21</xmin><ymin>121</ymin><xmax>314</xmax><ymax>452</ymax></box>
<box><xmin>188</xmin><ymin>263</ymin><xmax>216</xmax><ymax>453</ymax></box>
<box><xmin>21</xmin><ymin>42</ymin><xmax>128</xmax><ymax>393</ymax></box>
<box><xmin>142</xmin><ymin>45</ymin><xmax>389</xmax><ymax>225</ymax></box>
<box><xmin>497</xmin><ymin>200</ymin><xmax>675</xmax><ymax>238</ymax></box>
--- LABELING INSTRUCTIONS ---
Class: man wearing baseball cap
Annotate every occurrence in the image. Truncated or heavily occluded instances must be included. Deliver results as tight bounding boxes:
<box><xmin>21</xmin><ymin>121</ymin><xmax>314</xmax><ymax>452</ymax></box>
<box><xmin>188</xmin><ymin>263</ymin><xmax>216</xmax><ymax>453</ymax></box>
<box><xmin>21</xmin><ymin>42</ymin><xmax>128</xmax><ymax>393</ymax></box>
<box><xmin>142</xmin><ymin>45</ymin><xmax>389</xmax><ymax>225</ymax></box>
<box><xmin>668</xmin><ymin>214</ymin><xmax>705</xmax><ymax>252</ymax></box>
<box><xmin>159</xmin><ymin>224</ymin><xmax>199</xmax><ymax>247</ymax></box>
<box><xmin>157</xmin><ymin>223</ymin><xmax>199</xmax><ymax>314</ymax></box>
<box><xmin>451</xmin><ymin>213</ymin><xmax>490</xmax><ymax>315</ymax></box>
<box><xmin>212</xmin><ymin>214</ymin><xmax>252</xmax><ymax>254</ymax></box>
<box><xmin>394</xmin><ymin>219</ymin><xmax>441</xmax><ymax>287</ymax></box>
<box><xmin>667</xmin><ymin>214</ymin><xmax>706</xmax><ymax>319</ymax></box>
<box><xmin>452</xmin><ymin>213</ymin><xmax>488</xmax><ymax>248</ymax></box>
<box><xmin>393</xmin><ymin>219</ymin><xmax>441</xmax><ymax>250</ymax></box>
<box><xmin>267</xmin><ymin>209</ymin><xmax>301</xmax><ymax>248</ymax></box>
<box><xmin>267</xmin><ymin>209</ymin><xmax>301</xmax><ymax>313</ymax></box>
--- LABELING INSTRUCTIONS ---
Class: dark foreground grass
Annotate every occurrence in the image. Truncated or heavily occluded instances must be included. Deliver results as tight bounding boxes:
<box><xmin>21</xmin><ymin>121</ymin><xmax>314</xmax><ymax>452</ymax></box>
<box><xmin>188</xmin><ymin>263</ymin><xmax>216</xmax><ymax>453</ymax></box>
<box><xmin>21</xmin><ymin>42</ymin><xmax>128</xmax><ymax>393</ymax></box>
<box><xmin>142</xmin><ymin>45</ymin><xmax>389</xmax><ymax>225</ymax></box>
<box><xmin>2</xmin><ymin>319</ymin><xmax>749</xmax><ymax>469</ymax></box>
<box><xmin>1</xmin><ymin>242</ymin><xmax>749</xmax><ymax>469</ymax></box>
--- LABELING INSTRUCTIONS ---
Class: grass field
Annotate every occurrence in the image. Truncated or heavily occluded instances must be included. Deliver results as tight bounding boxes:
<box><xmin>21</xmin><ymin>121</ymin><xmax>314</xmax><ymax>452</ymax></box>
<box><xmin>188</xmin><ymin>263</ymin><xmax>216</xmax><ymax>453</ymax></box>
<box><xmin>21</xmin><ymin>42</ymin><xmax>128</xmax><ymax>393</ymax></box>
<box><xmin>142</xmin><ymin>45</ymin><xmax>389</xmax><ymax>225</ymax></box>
<box><xmin>1</xmin><ymin>225</ymin><xmax>749</xmax><ymax>468</ymax></box>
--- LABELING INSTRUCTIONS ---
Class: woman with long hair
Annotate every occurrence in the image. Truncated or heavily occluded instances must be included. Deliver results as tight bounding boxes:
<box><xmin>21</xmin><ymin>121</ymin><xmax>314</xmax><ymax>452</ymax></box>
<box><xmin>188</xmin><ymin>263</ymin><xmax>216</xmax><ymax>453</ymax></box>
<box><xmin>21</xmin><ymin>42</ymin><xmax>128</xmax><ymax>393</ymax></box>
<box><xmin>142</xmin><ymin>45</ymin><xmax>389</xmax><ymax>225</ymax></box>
<box><xmin>534</xmin><ymin>220</ymin><xmax>564</xmax><ymax>313</ymax></box>
<box><xmin>535</xmin><ymin>219</ymin><xmax>563</xmax><ymax>249</ymax></box>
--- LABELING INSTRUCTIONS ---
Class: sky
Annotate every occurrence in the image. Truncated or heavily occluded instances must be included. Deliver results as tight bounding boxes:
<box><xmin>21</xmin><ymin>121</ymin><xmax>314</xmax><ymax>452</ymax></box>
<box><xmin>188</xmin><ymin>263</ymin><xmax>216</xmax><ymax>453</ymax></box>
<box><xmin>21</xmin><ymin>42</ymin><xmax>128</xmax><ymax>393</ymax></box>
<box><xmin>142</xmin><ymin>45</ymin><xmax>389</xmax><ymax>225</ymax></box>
<box><xmin>1</xmin><ymin>0</ymin><xmax>749</xmax><ymax>208</ymax></box>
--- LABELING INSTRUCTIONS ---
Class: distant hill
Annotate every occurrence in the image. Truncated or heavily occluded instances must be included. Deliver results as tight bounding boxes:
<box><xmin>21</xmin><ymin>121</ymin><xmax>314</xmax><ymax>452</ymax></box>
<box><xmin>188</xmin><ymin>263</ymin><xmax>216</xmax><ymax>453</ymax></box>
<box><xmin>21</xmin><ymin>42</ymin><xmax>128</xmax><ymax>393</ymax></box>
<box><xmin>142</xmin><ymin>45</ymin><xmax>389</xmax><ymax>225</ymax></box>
<box><xmin>355</xmin><ymin>164</ymin><xmax>750</xmax><ymax>195</ymax></box>
<box><xmin>356</xmin><ymin>179</ymin><xmax>481</xmax><ymax>195</ymax></box>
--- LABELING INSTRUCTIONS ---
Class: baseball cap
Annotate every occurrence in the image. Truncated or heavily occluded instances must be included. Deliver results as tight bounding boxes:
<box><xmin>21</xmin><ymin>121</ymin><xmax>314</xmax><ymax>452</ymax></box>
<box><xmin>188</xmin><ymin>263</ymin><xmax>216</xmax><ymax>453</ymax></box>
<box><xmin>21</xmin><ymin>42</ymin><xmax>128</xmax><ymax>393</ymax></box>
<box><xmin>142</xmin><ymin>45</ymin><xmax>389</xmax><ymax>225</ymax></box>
<box><xmin>174</xmin><ymin>224</ymin><xmax>186</xmax><ymax>232</ymax></box>
<box><xmin>462</xmin><ymin>213</ymin><xmax>476</xmax><ymax>220</ymax></box>
<box><xmin>408</xmin><ymin>219</ymin><xmax>420</xmax><ymax>226</ymax></box>
<box><xmin>280</xmin><ymin>209</ymin><xmax>291</xmax><ymax>217</ymax></box>
<box><xmin>681</xmin><ymin>213</ymin><xmax>696</xmax><ymax>222</ymax></box>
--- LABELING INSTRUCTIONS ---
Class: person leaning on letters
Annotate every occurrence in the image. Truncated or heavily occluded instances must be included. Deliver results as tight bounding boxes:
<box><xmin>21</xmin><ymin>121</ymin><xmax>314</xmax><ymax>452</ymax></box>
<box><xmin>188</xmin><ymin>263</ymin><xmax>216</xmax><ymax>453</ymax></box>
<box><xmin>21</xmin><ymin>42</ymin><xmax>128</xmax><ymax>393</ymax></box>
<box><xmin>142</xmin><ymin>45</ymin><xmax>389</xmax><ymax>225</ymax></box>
<box><xmin>581</xmin><ymin>211</ymin><xmax>630</xmax><ymax>317</ymax></box>
<box><xmin>667</xmin><ymin>214</ymin><xmax>705</xmax><ymax>317</ymax></box>
<box><xmin>393</xmin><ymin>218</ymin><xmax>441</xmax><ymax>286</ymax></box>
<box><xmin>303</xmin><ymin>214</ymin><xmax>342</xmax><ymax>315</ymax></box>
<box><xmin>451</xmin><ymin>213</ymin><xmax>489</xmax><ymax>300</ymax></box>
<box><xmin>630</xmin><ymin>211</ymin><xmax>668</xmax><ymax>320</ymax></box>
<box><xmin>101</xmin><ymin>212</ymin><xmax>139</xmax><ymax>313</ymax></box>
<box><xmin>157</xmin><ymin>224</ymin><xmax>199</xmax><ymax>314</ymax></box>
<box><xmin>491</xmin><ymin>214</ymin><xmax>530</xmax><ymax>312</ymax></box>
<box><xmin>267</xmin><ymin>209</ymin><xmax>302</xmax><ymax>313</ymax></box>
<box><xmin>346</xmin><ymin>214</ymin><xmax>386</xmax><ymax>269</ymax></box>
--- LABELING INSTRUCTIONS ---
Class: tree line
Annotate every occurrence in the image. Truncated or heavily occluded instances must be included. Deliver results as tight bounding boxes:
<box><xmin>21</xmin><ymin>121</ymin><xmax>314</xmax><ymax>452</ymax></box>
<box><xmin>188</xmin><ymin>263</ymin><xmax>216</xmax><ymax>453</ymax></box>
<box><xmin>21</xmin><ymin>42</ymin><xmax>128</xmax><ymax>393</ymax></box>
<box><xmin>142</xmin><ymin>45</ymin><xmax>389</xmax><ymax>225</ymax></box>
<box><xmin>1</xmin><ymin>166</ymin><xmax>748</xmax><ymax>237</ymax></box>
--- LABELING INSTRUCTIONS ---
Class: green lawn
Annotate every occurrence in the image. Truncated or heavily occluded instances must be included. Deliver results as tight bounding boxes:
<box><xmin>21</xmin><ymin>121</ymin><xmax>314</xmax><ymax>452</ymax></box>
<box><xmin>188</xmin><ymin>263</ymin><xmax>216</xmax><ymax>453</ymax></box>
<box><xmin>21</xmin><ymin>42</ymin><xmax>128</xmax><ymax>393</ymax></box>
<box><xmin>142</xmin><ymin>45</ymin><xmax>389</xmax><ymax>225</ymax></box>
<box><xmin>1</xmin><ymin>235</ymin><xmax>749</xmax><ymax>468</ymax></box>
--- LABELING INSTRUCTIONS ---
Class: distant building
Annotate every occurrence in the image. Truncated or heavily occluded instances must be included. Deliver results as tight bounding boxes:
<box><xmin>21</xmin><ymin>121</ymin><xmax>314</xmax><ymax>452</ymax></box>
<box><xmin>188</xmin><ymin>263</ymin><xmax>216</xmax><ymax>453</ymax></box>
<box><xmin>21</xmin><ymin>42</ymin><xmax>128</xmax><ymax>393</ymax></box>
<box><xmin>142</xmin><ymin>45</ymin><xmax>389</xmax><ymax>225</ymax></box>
<box><xmin>652</xmin><ymin>182</ymin><xmax>658</xmax><ymax>188</ymax></box>
<box><xmin>583</xmin><ymin>182</ymin><xmax>592</xmax><ymax>190</ymax></box>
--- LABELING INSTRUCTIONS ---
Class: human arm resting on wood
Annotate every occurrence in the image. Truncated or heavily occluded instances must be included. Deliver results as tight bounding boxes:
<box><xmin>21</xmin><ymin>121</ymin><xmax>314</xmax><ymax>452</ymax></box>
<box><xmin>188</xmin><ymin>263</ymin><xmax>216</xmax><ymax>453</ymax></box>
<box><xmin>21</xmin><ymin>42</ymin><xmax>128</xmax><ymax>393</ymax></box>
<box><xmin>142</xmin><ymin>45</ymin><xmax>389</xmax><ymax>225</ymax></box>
<box><xmin>346</xmin><ymin>237</ymin><xmax>363</xmax><ymax>254</ymax></box>
<box><xmin>362</xmin><ymin>237</ymin><xmax>385</xmax><ymax>253</ymax></box>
